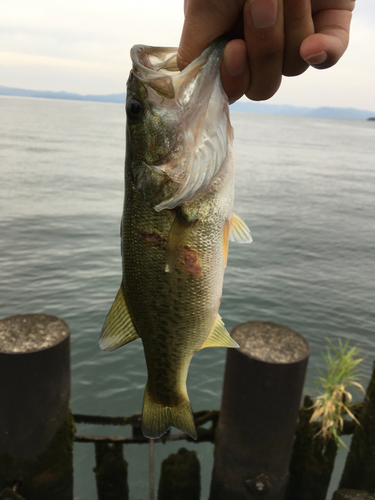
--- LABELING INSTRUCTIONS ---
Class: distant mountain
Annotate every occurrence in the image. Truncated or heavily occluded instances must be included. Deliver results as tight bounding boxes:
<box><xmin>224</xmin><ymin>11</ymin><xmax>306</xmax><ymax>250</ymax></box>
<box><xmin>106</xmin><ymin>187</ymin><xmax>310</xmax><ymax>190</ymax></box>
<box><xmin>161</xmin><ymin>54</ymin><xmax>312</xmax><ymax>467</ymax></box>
<box><xmin>1</xmin><ymin>85</ymin><xmax>374</xmax><ymax>120</ymax></box>
<box><xmin>0</xmin><ymin>85</ymin><xmax>126</xmax><ymax>104</ymax></box>
<box><xmin>229</xmin><ymin>100</ymin><xmax>375</xmax><ymax>120</ymax></box>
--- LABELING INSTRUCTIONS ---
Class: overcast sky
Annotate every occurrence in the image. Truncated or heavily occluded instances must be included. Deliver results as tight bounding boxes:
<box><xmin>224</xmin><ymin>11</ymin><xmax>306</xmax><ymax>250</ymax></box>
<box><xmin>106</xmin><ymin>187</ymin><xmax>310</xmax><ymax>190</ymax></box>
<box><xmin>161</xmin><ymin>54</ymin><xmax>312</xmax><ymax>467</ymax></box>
<box><xmin>1</xmin><ymin>0</ymin><xmax>375</xmax><ymax>110</ymax></box>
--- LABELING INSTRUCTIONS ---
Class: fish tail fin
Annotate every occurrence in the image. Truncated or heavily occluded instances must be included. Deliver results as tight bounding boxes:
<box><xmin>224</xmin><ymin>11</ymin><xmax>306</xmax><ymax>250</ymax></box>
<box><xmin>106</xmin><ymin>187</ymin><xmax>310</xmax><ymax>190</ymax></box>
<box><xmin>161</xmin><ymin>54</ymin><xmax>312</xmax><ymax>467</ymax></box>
<box><xmin>141</xmin><ymin>384</ymin><xmax>197</xmax><ymax>440</ymax></box>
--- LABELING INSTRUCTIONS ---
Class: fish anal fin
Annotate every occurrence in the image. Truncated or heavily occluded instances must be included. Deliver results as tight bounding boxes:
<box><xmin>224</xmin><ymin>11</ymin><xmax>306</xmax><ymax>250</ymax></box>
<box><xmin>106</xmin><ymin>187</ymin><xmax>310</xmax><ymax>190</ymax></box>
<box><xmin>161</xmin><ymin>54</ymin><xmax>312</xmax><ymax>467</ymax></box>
<box><xmin>165</xmin><ymin>208</ymin><xmax>197</xmax><ymax>273</ymax></box>
<box><xmin>229</xmin><ymin>213</ymin><xmax>252</xmax><ymax>243</ymax></box>
<box><xmin>200</xmin><ymin>314</ymin><xmax>239</xmax><ymax>349</ymax></box>
<box><xmin>141</xmin><ymin>384</ymin><xmax>197</xmax><ymax>439</ymax></box>
<box><xmin>99</xmin><ymin>284</ymin><xmax>139</xmax><ymax>351</ymax></box>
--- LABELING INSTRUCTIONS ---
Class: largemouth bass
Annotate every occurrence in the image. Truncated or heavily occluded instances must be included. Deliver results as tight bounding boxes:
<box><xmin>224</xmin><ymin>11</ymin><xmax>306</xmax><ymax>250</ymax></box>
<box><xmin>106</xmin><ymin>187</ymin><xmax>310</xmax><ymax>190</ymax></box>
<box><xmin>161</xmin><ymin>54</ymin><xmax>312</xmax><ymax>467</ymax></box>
<box><xmin>99</xmin><ymin>39</ymin><xmax>251</xmax><ymax>439</ymax></box>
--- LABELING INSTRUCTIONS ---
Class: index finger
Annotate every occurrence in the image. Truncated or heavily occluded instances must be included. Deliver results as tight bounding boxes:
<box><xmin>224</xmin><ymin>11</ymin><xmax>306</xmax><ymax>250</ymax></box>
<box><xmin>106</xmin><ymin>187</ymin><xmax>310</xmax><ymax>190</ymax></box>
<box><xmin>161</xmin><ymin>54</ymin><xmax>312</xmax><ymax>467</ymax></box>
<box><xmin>177</xmin><ymin>0</ymin><xmax>242</xmax><ymax>70</ymax></box>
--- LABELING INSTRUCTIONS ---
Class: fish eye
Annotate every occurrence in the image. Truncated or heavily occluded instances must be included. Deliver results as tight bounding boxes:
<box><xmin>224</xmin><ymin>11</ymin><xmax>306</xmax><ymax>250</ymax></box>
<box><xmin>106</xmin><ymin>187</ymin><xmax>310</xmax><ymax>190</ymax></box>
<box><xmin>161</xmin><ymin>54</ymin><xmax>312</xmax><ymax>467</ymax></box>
<box><xmin>126</xmin><ymin>98</ymin><xmax>144</xmax><ymax>119</ymax></box>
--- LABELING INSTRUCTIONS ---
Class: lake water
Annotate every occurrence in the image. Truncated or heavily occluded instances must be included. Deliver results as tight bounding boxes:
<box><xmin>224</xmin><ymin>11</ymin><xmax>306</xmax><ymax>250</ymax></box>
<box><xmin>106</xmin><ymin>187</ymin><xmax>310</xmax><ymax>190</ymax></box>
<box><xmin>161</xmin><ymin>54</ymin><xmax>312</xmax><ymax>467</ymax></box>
<box><xmin>0</xmin><ymin>96</ymin><xmax>374</xmax><ymax>499</ymax></box>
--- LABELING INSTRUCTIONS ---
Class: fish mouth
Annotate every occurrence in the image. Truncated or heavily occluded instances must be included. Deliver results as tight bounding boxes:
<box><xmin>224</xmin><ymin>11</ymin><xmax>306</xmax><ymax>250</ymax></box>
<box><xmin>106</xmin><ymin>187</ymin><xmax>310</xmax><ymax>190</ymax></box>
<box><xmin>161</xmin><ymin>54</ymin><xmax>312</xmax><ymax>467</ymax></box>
<box><xmin>130</xmin><ymin>38</ymin><xmax>226</xmax><ymax>103</ymax></box>
<box><xmin>130</xmin><ymin>46</ymin><xmax>179</xmax><ymax>99</ymax></box>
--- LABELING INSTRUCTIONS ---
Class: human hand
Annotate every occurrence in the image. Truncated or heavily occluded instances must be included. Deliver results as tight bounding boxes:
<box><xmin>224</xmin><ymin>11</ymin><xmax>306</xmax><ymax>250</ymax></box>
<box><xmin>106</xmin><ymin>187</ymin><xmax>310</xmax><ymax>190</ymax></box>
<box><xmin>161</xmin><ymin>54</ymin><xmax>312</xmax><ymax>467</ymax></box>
<box><xmin>177</xmin><ymin>0</ymin><xmax>355</xmax><ymax>103</ymax></box>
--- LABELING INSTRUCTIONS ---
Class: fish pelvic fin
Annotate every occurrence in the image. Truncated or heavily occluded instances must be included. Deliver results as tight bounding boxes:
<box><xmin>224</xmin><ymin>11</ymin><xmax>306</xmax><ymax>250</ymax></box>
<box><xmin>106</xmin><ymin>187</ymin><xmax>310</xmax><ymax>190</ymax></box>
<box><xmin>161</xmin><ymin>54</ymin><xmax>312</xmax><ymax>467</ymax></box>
<box><xmin>141</xmin><ymin>384</ymin><xmax>197</xmax><ymax>440</ymax></box>
<box><xmin>200</xmin><ymin>314</ymin><xmax>239</xmax><ymax>349</ymax></box>
<box><xmin>229</xmin><ymin>213</ymin><xmax>252</xmax><ymax>243</ymax></box>
<box><xmin>99</xmin><ymin>283</ymin><xmax>139</xmax><ymax>351</ymax></box>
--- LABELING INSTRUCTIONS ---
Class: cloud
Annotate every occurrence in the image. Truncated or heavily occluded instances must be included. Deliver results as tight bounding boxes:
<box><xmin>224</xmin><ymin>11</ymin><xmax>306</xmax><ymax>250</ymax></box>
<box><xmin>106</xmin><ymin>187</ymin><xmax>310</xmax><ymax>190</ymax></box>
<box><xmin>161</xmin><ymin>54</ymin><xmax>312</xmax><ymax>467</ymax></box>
<box><xmin>1</xmin><ymin>0</ymin><xmax>375</xmax><ymax>109</ymax></box>
<box><xmin>1</xmin><ymin>0</ymin><xmax>184</xmax><ymax>93</ymax></box>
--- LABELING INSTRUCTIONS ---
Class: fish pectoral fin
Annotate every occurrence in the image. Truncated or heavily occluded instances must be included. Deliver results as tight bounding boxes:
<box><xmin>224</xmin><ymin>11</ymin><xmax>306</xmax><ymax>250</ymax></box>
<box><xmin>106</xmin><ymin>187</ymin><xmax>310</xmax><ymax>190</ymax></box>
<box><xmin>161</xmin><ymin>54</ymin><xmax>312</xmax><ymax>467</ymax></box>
<box><xmin>165</xmin><ymin>208</ymin><xmax>197</xmax><ymax>273</ymax></box>
<box><xmin>229</xmin><ymin>213</ymin><xmax>252</xmax><ymax>243</ymax></box>
<box><xmin>99</xmin><ymin>284</ymin><xmax>139</xmax><ymax>351</ymax></box>
<box><xmin>200</xmin><ymin>314</ymin><xmax>239</xmax><ymax>349</ymax></box>
<box><xmin>141</xmin><ymin>384</ymin><xmax>197</xmax><ymax>440</ymax></box>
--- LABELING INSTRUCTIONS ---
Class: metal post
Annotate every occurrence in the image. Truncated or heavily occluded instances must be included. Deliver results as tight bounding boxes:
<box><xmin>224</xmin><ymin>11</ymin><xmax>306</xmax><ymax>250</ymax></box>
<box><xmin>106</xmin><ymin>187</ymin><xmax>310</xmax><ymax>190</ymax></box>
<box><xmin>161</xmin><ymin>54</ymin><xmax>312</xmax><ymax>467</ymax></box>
<box><xmin>94</xmin><ymin>442</ymin><xmax>129</xmax><ymax>500</ymax></box>
<box><xmin>0</xmin><ymin>314</ymin><xmax>73</xmax><ymax>500</ymax></box>
<box><xmin>210</xmin><ymin>321</ymin><xmax>310</xmax><ymax>500</ymax></box>
<box><xmin>158</xmin><ymin>448</ymin><xmax>201</xmax><ymax>500</ymax></box>
<box><xmin>339</xmin><ymin>362</ymin><xmax>375</xmax><ymax>492</ymax></box>
<box><xmin>285</xmin><ymin>394</ymin><xmax>338</xmax><ymax>500</ymax></box>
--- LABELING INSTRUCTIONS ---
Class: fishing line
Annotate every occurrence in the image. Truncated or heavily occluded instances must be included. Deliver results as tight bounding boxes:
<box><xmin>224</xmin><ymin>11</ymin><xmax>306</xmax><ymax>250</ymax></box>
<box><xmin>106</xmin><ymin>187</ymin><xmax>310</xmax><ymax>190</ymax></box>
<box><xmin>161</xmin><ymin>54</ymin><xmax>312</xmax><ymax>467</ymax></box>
<box><xmin>149</xmin><ymin>438</ymin><xmax>155</xmax><ymax>500</ymax></box>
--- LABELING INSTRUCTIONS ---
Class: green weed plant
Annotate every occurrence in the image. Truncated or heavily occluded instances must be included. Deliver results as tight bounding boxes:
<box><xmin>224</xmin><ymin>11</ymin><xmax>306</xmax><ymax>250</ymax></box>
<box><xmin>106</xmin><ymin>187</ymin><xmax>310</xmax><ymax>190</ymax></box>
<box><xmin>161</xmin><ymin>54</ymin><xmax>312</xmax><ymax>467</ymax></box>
<box><xmin>310</xmin><ymin>338</ymin><xmax>365</xmax><ymax>447</ymax></box>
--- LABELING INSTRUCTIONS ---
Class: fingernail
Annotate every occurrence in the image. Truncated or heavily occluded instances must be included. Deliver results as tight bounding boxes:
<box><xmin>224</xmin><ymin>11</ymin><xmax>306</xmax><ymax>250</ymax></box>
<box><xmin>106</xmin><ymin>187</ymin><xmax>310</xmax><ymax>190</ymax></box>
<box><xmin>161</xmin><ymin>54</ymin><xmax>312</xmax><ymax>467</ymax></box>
<box><xmin>303</xmin><ymin>51</ymin><xmax>328</xmax><ymax>66</ymax></box>
<box><xmin>224</xmin><ymin>44</ymin><xmax>247</xmax><ymax>77</ymax></box>
<box><xmin>249</xmin><ymin>0</ymin><xmax>278</xmax><ymax>29</ymax></box>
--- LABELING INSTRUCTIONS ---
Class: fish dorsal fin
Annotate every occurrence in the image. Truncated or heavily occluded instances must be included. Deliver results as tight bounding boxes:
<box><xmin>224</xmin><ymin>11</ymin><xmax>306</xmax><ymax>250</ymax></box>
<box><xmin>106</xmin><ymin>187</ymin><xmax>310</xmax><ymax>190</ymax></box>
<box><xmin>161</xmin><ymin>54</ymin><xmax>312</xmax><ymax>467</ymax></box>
<box><xmin>200</xmin><ymin>314</ymin><xmax>239</xmax><ymax>349</ymax></box>
<box><xmin>99</xmin><ymin>284</ymin><xmax>139</xmax><ymax>351</ymax></box>
<box><xmin>229</xmin><ymin>213</ymin><xmax>252</xmax><ymax>243</ymax></box>
<box><xmin>165</xmin><ymin>209</ymin><xmax>197</xmax><ymax>273</ymax></box>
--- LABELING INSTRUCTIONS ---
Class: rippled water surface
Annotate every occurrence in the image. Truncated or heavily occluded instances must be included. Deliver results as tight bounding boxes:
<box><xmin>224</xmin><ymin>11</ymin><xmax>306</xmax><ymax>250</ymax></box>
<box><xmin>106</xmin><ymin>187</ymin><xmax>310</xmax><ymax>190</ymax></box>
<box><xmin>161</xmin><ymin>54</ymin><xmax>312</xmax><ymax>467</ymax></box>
<box><xmin>1</xmin><ymin>96</ymin><xmax>374</xmax><ymax>499</ymax></box>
